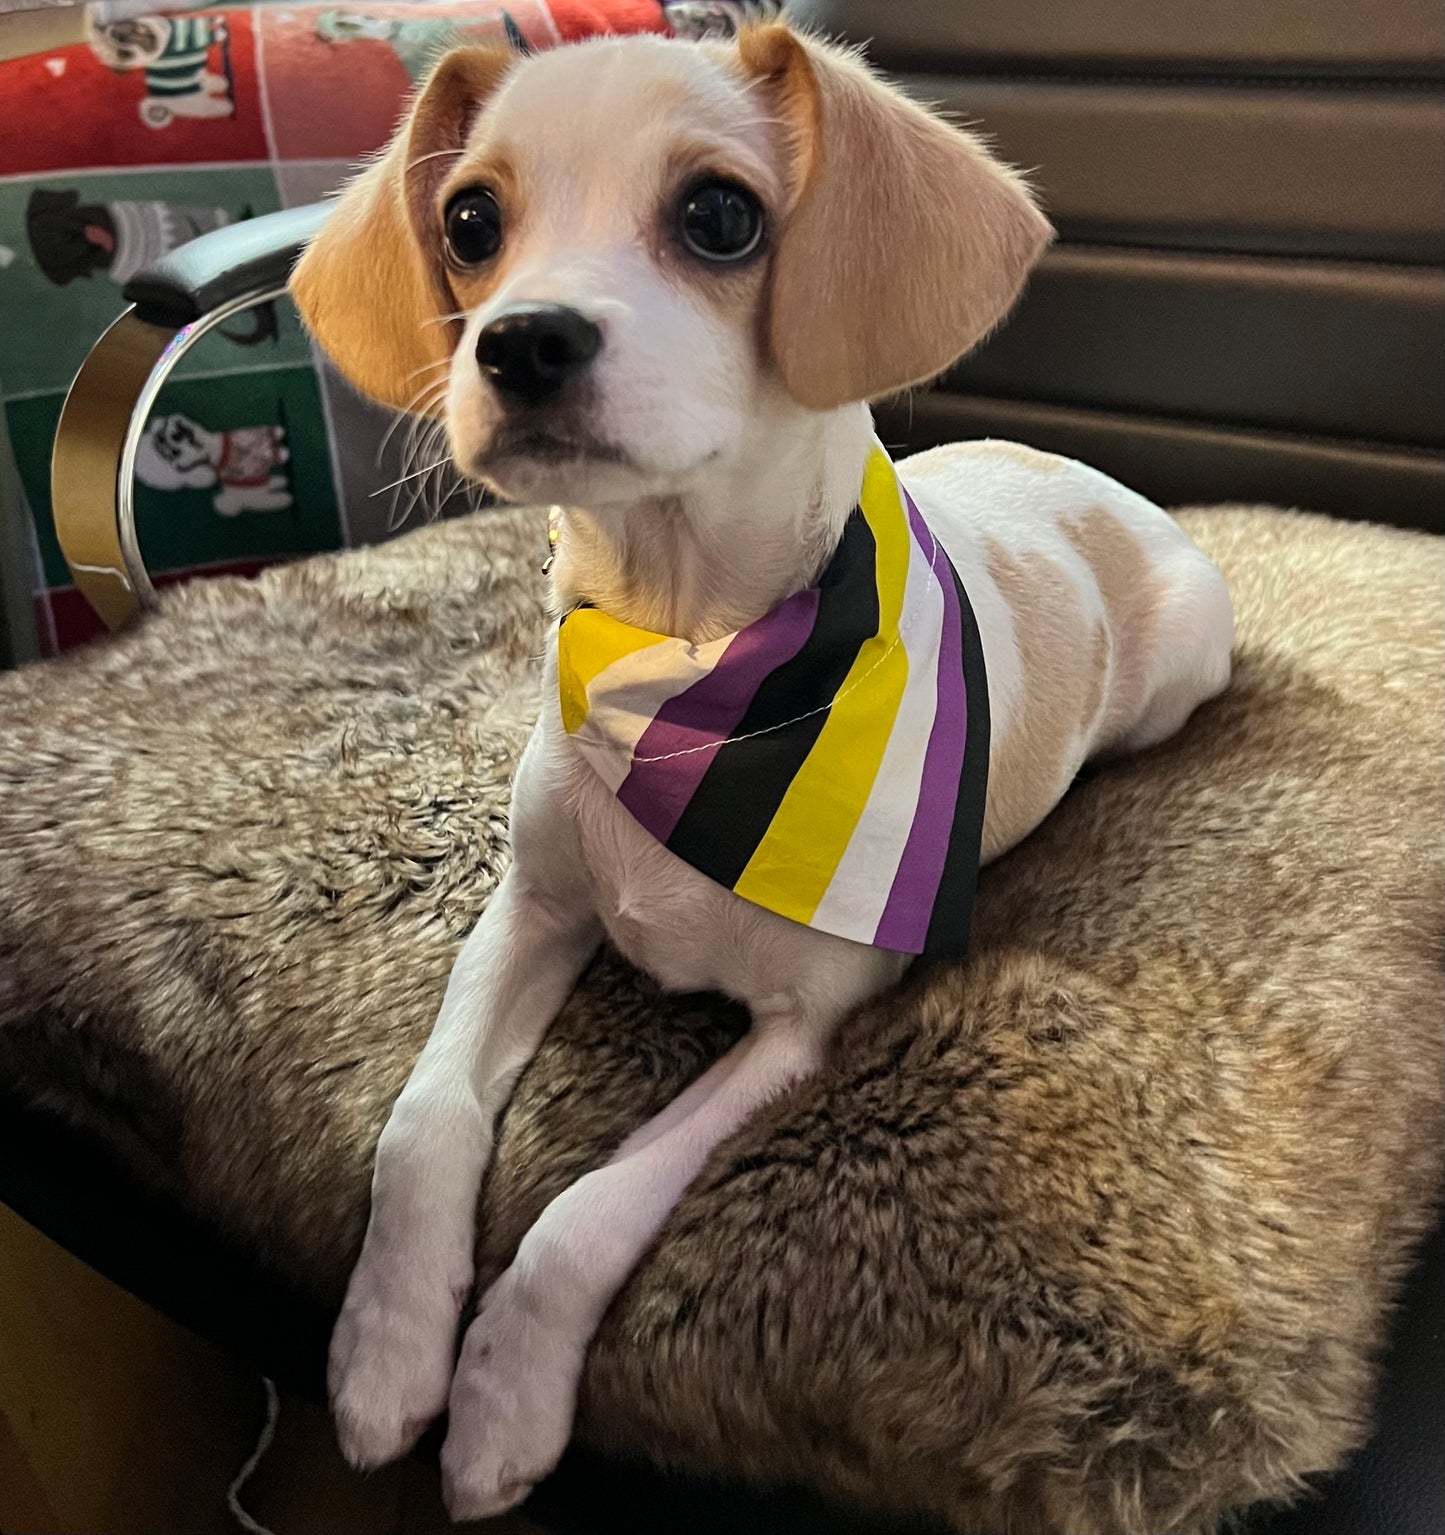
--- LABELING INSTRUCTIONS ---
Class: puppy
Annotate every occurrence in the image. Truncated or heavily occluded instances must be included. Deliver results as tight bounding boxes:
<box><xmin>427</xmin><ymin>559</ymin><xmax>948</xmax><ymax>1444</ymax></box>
<box><xmin>291</xmin><ymin>24</ymin><xmax>1233</xmax><ymax>1519</ymax></box>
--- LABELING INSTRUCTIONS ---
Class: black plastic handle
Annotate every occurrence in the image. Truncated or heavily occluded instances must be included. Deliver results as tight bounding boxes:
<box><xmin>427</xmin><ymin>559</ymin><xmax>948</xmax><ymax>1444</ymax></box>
<box><xmin>121</xmin><ymin>202</ymin><xmax>333</xmax><ymax>328</ymax></box>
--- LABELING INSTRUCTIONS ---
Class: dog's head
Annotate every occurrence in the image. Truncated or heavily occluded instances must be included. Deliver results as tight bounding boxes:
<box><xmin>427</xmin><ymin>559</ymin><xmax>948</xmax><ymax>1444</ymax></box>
<box><xmin>292</xmin><ymin>26</ymin><xmax>1050</xmax><ymax>509</ymax></box>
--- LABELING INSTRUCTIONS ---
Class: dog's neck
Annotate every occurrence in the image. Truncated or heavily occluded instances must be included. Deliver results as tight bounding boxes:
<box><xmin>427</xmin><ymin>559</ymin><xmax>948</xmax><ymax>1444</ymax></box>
<box><xmin>550</xmin><ymin>403</ymin><xmax>875</xmax><ymax>644</ymax></box>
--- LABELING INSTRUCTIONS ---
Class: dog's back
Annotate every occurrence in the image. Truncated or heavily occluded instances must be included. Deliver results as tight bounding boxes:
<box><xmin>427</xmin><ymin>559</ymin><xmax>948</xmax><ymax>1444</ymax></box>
<box><xmin>903</xmin><ymin>440</ymin><xmax>1234</xmax><ymax>863</ymax></box>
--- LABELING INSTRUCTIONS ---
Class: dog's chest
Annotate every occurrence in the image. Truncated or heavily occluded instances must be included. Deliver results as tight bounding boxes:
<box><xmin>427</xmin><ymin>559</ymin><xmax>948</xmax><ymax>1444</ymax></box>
<box><xmin>561</xmin><ymin>748</ymin><xmax>746</xmax><ymax>992</ymax></box>
<box><xmin>546</xmin><ymin>740</ymin><xmax>906</xmax><ymax>1016</ymax></box>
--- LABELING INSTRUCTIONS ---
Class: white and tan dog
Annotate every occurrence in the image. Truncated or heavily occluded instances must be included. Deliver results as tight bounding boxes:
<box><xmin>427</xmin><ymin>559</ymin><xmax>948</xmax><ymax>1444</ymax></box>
<box><xmin>292</xmin><ymin>24</ymin><xmax>1233</xmax><ymax>1519</ymax></box>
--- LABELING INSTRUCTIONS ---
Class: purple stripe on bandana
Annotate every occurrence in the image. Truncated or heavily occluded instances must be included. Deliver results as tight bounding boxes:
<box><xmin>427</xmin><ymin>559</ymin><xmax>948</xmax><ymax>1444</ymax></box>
<box><xmin>617</xmin><ymin>585</ymin><xmax>821</xmax><ymax>843</ymax></box>
<box><xmin>871</xmin><ymin>492</ymin><xmax>968</xmax><ymax>952</ymax></box>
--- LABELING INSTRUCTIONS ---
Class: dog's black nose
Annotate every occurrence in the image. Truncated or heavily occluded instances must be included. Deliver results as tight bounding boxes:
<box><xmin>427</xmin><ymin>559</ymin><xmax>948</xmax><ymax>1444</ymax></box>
<box><xmin>475</xmin><ymin>304</ymin><xmax>601</xmax><ymax>404</ymax></box>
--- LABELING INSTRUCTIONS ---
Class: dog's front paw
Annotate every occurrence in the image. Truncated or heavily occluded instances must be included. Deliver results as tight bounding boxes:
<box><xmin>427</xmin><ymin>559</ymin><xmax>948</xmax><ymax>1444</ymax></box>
<box><xmin>328</xmin><ymin>1251</ymin><xmax>468</xmax><ymax>1470</ymax></box>
<box><xmin>440</xmin><ymin>1276</ymin><xmax>584</xmax><ymax>1520</ymax></box>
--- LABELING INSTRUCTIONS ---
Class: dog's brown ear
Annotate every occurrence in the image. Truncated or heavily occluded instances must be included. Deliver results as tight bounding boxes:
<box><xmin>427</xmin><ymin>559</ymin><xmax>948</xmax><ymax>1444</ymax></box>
<box><xmin>738</xmin><ymin>26</ymin><xmax>1052</xmax><ymax>410</ymax></box>
<box><xmin>290</xmin><ymin>46</ymin><xmax>513</xmax><ymax>411</ymax></box>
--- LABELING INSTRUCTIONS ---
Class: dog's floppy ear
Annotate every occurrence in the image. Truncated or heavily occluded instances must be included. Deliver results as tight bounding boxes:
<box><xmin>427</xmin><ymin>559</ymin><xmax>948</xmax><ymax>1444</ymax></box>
<box><xmin>290</xmin><ymin>46</ymin><xmax>513</xmax><ymax>410</ymax></box>
<box><xmin>737</xmin><ymin>26</ymin><xmax>1052</xmax><ymax>410</ymax></box>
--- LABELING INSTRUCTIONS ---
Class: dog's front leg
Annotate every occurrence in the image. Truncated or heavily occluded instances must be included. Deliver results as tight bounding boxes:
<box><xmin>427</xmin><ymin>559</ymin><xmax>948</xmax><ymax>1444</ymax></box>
<box><xmin>440</xmin><ymin>1000</ymin><xmax>837</xmax><ymax>1519</ymax></box>
<box><xmin>330</xmin><ymin>865</ymin><xmax>601</xmax><ymax>1469</ymax></box>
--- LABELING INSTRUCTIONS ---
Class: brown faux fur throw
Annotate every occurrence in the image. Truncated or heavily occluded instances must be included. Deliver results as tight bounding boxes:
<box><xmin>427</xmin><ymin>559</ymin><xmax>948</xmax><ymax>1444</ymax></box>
<box><xmin>1</xmin><ymin>505</ymin><xmax>1441</xmax><ymax>1535</ymax></box>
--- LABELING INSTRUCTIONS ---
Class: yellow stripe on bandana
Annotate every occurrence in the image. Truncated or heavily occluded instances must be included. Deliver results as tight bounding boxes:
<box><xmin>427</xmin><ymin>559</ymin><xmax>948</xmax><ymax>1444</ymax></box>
<box><xmin>731</xmin><ymin>447</ymin><xmax>913</xmax><ymax>925</ymax></box>
<box><xmin>558</xmin><ymin>608</ymin><xmax>670</xmax><ymax>735</ymax></box>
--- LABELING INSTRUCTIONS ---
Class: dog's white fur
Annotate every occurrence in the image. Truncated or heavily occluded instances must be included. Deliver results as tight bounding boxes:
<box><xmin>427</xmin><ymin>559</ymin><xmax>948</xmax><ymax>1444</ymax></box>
<box><xmin>292</xmin><ymin>27</ymin><xmax>1233</xmax><ymax>1519</ymax></box>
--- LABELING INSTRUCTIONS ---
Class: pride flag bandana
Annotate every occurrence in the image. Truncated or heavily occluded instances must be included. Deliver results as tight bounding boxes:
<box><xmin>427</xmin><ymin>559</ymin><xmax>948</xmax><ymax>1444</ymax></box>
<box><xmin>557</xmin><ymin>443</ymin><xmax>990</xmax><ymax>956</ymax></box>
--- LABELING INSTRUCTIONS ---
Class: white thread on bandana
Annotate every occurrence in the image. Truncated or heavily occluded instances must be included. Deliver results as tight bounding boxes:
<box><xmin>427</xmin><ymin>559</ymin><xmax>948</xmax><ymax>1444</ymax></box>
<box><xmin>626</xmin><ymin>516</ymin><xmax>947</xmax><ymax>766</ymax></box>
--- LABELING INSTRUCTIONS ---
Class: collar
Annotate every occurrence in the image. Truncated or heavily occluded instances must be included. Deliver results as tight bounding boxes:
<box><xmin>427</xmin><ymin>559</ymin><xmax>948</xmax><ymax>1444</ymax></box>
<box><xmin>555</xmin><ymin>441</ymin><xmax>989</xmax><ymax>956</ymax></box>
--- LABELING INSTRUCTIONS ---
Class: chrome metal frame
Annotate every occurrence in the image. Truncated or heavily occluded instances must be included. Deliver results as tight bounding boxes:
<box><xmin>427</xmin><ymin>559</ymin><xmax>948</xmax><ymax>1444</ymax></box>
<box><xmin>50</xmin><ymin>283</ymin><xmax>287</xmax><ymax>630</ymax></box>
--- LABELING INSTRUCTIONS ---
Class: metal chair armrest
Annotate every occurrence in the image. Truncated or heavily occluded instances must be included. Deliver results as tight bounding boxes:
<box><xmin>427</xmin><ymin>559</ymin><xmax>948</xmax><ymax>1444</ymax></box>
<box><xmin>49</xmin><ymin>204</ymin><xmax>331</xmax><ymax>630</ymax></box>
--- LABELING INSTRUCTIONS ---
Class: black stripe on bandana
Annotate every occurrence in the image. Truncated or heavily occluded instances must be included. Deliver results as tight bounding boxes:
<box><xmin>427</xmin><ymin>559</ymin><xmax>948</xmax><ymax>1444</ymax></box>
<box><xmin>665</xmin><ymin>510</ymin><xmax>881</xmax><ymax>890</ymax></box>
<box><xmin>921</xmin><ymin>560</ymin><xmax>990</xmax><ymax>955</ymax></box>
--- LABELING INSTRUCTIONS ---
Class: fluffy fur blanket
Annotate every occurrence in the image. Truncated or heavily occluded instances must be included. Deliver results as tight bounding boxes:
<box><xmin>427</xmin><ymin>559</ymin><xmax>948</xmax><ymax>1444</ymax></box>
<box><xmin>0</xmin><ymin>504</ymin><xmax>1440</xmax><ymax>1535</ymax></box>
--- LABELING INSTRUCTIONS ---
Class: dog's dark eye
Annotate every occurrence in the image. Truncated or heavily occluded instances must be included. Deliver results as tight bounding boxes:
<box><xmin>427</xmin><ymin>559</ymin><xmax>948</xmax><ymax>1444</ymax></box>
<box><xmin>679</xmin><ymin>179</ymin><xmax>763</xmax><ymax>263</ymax></box>
<box><xmin>444</xmin><ymin>187</ymin><xmax>503</xmax><ymax>266</ymax></box>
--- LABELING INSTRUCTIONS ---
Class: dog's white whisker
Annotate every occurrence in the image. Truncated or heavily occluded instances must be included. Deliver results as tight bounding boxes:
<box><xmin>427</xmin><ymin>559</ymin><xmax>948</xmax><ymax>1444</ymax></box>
<box><xmin>372</xmin><ymin>453</ymin><xmax>453</xmax><ymax>497</ymax></box>
<box><xmin>406</xmin><ymin>146</ymin><xmax>467</xmax><ymax>173</ymax></box>
<box><xmin>376</xmin><ymin>405</ymin><xmax>445</xmax><ymax>472</ymax></box>
<box><xmin>376</xmin><ymin>413</ymin><xmax>408</xmax><ymax>469</ymax></box>
<box><xmin>432</xmin><ymin>472</ymin><xmax>467</xmax><ymax>522</ymax></box>
<box><xmin>392</xmin><ymin>412</ymin><xmax>454</xmax><ymax>528</ymax></box>
<box><xmin>388</xmin><ymin>440</ymin><xmax>441</xmax><ymax>530</ymax></box>
<box><xmin>375</xmin><ymin>379</ymin><xmax>450</xmax><ymax>468</ymax></box>
<box><xmin>404</xmin><ymin>358</ymin><xmax>454</xmax><ymax>380</ymax></box>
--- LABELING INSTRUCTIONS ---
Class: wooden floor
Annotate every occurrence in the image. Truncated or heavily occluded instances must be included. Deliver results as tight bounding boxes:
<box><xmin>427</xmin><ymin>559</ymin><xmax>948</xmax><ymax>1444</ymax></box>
<box><xmin>0</xmin><ymin>1204</ymin><xmax>542</xmax><ymax>1535</ymax></box>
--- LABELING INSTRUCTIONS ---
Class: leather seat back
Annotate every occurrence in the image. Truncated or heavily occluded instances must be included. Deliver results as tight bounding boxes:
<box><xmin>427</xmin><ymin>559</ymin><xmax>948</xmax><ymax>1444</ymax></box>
<box><xmin>792</xmin><ymin>0</ymin><xmax>1445</xmax><ymax>530</ymax></box>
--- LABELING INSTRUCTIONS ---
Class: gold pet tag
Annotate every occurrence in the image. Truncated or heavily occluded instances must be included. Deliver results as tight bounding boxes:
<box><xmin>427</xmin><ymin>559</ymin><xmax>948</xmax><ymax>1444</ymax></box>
<box><xmin>542</xmin><ymin>506</ymin><xmax>562</xmax><ymax>575</ymax></box>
